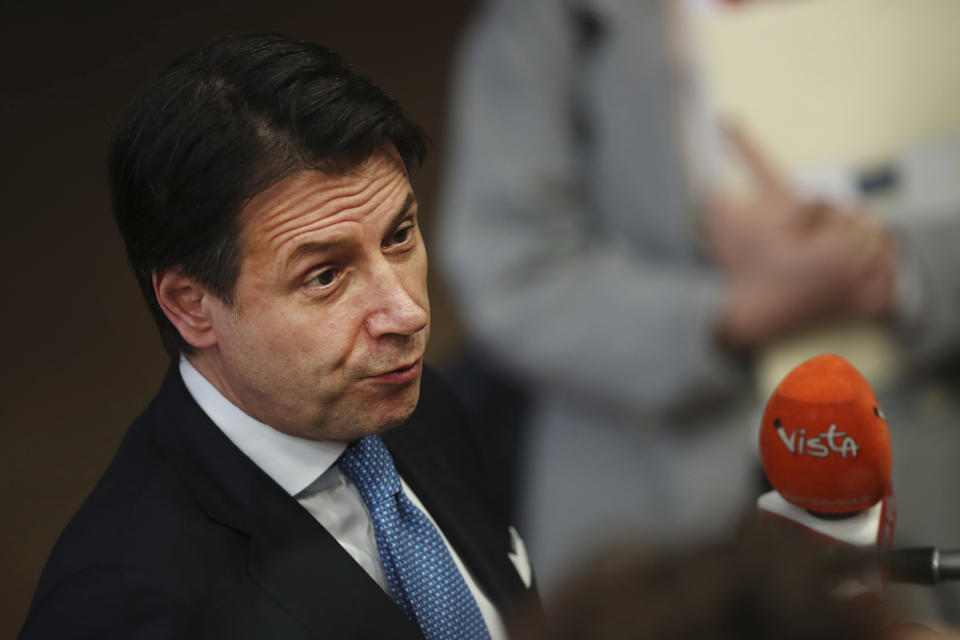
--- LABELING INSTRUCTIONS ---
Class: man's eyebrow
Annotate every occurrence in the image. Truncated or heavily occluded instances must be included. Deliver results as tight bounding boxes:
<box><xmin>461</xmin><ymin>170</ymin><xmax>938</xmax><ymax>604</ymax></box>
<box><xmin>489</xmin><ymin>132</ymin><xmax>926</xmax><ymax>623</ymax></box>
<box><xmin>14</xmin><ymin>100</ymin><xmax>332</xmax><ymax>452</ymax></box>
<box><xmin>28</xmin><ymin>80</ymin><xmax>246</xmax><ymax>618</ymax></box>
<box><xmin>387</xmin><ymin>193</ymin><xmax>418</xmax><ymax>231</ymax></box>
<box><xmin>287</xmin><ymin>239</ymin><xmax>344</xmax><ymax>266</ymax></box>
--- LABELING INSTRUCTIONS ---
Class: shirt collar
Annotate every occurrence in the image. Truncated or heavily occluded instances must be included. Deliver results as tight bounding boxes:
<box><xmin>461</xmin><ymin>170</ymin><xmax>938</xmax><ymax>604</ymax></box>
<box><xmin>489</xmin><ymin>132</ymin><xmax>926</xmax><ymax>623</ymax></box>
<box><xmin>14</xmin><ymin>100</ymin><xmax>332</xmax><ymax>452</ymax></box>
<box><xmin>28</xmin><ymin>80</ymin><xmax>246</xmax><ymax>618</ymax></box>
<box><xmin>179</xmin><ymin>355</ymin><xmax>346</xmax><ymax>496</ymax></box>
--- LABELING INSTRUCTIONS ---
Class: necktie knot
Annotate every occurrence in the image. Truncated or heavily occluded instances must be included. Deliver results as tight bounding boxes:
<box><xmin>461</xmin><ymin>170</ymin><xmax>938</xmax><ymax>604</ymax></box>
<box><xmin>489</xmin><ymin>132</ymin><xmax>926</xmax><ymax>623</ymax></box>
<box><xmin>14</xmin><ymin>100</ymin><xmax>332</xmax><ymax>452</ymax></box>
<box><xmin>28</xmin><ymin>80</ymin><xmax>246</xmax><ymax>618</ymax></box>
<box><xmin>338</xmin><ymin>435</ymin><xmax>402</xmax><ymax>506</ymax></box>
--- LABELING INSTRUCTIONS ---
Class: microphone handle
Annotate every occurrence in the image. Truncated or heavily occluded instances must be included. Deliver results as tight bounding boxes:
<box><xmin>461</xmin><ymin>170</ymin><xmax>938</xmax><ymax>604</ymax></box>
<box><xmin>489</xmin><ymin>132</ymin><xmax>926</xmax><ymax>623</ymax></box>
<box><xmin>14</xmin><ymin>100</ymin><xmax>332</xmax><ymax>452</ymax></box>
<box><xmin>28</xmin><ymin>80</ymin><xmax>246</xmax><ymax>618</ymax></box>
<box><xmin>888</xmin><ymin>548</ymin><xmax>960</xmax><ymax>584</ymax></box>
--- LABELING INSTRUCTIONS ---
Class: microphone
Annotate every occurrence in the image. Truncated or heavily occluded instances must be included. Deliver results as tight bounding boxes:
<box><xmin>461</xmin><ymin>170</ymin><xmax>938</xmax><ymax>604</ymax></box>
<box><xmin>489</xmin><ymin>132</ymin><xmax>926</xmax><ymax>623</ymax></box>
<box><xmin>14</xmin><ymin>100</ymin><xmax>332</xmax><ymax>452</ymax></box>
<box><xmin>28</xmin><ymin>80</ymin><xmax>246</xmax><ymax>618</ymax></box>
<box><xmin>757</xmin><ymin>354</ymin><xmax>895</xmax><ymax>550</ymax></box>
<box><xmin>755</xmin><ymin>355</ymin><xmax>955</xmax><ymax>636</ymax></box>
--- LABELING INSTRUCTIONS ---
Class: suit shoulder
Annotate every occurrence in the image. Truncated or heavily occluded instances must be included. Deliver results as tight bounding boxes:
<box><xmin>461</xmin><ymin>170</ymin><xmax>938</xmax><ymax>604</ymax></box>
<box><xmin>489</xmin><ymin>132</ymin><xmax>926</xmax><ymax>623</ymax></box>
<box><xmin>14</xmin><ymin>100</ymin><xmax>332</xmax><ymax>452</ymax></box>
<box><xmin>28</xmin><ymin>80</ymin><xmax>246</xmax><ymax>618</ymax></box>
<box><xmin>40</xmin><ymin>411</ymin><xmax>172</xmax><ymax>562</ymax></box>
<box><xmin>30</xmin><ymin>405</ymin><xmax>243</xmax><ymax>614</ymax></box>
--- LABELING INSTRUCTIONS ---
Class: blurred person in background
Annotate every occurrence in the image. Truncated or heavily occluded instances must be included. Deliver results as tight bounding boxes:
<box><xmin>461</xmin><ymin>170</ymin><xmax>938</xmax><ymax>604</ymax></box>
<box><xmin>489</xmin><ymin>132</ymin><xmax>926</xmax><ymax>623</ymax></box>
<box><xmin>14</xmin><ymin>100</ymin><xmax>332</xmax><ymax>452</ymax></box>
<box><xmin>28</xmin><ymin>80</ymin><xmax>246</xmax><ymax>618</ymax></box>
<box><xmin>437</xmin><ymin>0</ymin><xmax>960</xmax><ymax>608</ymax></box>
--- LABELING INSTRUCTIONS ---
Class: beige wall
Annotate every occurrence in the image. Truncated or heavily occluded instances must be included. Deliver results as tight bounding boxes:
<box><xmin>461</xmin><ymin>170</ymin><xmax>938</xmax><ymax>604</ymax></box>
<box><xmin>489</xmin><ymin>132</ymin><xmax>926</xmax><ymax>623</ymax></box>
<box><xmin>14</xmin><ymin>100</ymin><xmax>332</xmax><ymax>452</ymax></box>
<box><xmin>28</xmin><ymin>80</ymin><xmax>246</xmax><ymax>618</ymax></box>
<box><xmin>0</xmin><ymin>2</ymin><xmax>472</xmax><ymax>634</ymax></box>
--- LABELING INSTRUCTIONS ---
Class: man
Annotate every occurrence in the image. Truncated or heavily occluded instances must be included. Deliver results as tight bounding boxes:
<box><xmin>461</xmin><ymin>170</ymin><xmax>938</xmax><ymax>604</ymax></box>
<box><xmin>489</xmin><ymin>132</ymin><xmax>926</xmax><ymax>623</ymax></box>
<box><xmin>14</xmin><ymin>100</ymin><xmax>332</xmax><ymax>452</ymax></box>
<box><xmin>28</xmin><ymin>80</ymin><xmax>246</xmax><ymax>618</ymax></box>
<box><xmin>19</xmin><ymin>34</ymin><xmax>534</xmax><ymax>639</ymax></box>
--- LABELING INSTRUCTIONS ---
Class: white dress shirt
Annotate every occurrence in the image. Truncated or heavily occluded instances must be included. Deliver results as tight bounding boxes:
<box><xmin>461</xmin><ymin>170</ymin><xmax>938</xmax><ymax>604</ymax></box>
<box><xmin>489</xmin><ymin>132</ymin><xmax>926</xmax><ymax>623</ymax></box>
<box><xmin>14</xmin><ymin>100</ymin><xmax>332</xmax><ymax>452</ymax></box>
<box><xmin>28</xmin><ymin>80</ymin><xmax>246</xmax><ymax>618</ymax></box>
<box><xmin>179</xmin><ymin>357</ymin><xmax>506</xmax><ymax>639</ymax></box>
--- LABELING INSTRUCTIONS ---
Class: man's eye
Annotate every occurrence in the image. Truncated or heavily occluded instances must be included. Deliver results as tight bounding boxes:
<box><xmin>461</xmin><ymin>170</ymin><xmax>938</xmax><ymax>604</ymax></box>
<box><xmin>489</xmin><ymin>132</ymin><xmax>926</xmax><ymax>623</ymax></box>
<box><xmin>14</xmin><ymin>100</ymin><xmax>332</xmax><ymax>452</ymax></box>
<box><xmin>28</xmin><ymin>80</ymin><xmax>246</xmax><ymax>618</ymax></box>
<box><xmin>307</xmin><ymin>267</ymin><xmax>341</xmax><ymax>288</ymax></box>
<box><xmin>385</xmin><ymin>222</ymin><xmax>414</xmax><ymax>248</ymax></box>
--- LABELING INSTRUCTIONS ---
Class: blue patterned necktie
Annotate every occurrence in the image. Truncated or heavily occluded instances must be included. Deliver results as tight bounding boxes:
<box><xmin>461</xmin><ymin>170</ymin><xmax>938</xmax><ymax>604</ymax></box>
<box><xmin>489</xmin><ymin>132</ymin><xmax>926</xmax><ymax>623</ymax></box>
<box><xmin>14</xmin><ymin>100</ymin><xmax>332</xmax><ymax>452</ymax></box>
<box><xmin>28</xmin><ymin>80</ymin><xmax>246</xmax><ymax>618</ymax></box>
<box><xmin>338</xmin><ymin>435</ymin><xmax>491</xmax><ymax>640</ymax></box>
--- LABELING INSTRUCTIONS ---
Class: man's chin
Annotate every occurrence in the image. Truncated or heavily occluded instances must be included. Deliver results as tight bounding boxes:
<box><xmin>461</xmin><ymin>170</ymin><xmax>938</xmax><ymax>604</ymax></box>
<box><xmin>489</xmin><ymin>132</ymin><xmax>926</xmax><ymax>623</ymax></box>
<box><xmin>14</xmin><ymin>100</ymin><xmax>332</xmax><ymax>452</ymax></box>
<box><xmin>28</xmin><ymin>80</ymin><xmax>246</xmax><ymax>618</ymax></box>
<box><xmin>302</xmin><ymin>377</ymin><xmax>422</xmax><ymax>442</ymax></box>
<box><xmin>376</xmin><ymin>389</ymin><xmax>421</xmax><ymax>432</ymax></box>
<box><xmin>355</xmin><ymin>379</ymin><xmax>422</xmax><ymax>438</ymax></box>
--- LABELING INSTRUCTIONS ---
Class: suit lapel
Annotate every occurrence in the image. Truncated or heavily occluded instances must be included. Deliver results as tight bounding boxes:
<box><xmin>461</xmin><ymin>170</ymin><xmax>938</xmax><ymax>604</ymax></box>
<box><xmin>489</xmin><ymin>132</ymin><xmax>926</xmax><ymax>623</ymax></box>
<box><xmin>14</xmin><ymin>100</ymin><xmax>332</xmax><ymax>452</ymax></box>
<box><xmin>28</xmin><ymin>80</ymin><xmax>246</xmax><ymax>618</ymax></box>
<box><xmin>245</xmin><ymin>474</ymin><xmax>422</xmax><ymax>638</ymax></box>
<box><xmin>147</xmin><ymin>365</ymin><xmax>422</xmax><ymax>639</ymax></box>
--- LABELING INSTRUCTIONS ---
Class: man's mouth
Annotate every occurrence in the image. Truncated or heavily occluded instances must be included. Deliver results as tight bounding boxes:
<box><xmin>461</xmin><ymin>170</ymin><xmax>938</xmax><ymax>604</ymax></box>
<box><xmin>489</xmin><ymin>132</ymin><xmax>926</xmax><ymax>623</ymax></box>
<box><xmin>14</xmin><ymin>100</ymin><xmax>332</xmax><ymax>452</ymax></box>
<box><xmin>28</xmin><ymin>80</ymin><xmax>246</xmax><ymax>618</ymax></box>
<box><xmin>369</xmin><ymin>358</ymin><xmax>422</xmax><ymax>384</ymax></box>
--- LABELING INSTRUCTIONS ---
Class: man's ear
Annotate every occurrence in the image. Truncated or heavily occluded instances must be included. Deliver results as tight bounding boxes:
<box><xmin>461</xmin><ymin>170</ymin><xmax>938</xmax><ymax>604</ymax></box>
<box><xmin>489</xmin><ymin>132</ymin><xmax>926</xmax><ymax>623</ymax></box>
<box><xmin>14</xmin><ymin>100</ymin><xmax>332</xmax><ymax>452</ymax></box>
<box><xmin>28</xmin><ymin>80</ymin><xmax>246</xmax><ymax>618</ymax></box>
<box><xmin>153</xmin><ymin>269</ymin><xmax>219</xmax><ymax>349</ymax></box>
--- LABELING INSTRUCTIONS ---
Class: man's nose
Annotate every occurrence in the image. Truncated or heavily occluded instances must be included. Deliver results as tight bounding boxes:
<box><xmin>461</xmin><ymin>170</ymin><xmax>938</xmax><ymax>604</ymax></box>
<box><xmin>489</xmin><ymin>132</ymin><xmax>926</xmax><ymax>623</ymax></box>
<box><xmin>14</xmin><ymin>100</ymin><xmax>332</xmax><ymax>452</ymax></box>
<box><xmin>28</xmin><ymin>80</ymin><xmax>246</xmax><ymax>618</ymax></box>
<box><xmin>365</xmin><ymin>265</ymin><xmax>428</xmax><ymax>339</ymax></box>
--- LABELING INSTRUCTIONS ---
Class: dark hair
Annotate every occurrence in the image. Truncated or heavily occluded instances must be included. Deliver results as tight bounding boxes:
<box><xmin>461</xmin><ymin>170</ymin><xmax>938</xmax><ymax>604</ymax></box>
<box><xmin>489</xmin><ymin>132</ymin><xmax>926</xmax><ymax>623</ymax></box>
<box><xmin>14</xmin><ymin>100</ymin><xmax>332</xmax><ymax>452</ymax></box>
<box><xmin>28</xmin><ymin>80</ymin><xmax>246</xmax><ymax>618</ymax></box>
<box><xmin>108</xmin><ymin>33</ymin><xmax>428</xmax><ymax>357</ymax></box>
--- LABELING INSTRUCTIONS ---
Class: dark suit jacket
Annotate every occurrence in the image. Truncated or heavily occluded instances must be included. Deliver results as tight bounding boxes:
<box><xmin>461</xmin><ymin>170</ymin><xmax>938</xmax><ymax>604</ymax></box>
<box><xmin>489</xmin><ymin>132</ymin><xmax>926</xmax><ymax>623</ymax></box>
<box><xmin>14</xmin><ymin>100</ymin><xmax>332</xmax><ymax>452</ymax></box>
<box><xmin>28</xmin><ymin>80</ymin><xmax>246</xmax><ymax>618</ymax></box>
<box><xmin>20</xmin><ymin>364</ymin><xmax>536</xmax><ymax>639</ymax></box>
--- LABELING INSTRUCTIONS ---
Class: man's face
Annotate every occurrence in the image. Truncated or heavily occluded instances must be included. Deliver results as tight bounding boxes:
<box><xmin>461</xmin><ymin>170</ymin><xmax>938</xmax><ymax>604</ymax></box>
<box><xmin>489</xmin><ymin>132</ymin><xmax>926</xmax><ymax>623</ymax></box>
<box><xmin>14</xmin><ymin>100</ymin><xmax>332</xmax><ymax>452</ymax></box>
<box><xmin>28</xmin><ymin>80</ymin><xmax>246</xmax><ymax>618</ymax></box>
<box><xmin>199</xmin><ymin>148</ymin><xmax>429</xmax><ymax>441</ymax></box>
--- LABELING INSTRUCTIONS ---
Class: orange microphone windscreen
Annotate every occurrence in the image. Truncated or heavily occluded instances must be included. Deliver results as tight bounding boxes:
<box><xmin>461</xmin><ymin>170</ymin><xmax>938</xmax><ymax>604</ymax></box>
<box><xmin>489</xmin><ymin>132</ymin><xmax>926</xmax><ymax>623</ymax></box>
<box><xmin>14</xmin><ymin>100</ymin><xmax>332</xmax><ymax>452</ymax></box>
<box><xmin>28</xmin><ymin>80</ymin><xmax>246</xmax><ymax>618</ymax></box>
<box><xmin>759</xmin><ymin>354</ymin><xmax>892</xmax><ymax>514</ymax></box>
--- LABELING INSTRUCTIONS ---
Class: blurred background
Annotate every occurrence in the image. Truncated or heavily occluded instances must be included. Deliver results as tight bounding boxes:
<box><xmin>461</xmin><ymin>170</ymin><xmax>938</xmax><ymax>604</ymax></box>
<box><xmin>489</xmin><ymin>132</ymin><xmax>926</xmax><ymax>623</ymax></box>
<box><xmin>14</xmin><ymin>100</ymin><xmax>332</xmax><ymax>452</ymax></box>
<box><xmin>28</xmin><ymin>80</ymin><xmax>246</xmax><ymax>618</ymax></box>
<box><xmin>5</xmin><ymin>0</ymin><xmax>960</xmax><ymax>636</ymax></box>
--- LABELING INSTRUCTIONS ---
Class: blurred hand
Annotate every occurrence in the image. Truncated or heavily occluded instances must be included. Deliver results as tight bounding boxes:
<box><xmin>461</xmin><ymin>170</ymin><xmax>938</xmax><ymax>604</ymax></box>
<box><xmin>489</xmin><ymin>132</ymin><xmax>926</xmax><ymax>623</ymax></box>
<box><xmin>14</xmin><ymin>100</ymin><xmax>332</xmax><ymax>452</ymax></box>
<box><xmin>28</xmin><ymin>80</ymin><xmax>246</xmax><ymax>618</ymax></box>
<box><xmin>706</xmin><ymin>125</ymin><xmax>898</xmax><ymax>352</ymax></box>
